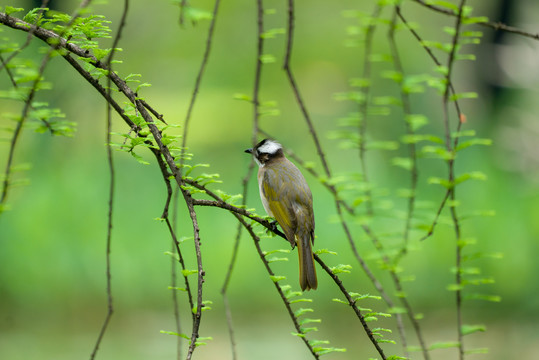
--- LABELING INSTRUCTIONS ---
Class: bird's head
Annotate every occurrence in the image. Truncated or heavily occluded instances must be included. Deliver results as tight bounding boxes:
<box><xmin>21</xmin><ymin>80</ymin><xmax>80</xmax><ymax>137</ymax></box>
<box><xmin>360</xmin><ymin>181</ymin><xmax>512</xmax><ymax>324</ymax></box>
<box><xmin>245</xmin><ymin>139</ymin><xmax>284</xmax><ymax>166</ymax></box>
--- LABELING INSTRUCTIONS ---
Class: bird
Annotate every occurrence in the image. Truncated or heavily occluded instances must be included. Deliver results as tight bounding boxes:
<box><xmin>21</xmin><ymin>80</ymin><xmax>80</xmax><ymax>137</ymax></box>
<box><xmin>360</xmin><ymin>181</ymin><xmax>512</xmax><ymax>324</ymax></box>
<box><xmin>245</xmin><ymin>139</ymin><xmax>318</xmax><ymax>291</ymax></box>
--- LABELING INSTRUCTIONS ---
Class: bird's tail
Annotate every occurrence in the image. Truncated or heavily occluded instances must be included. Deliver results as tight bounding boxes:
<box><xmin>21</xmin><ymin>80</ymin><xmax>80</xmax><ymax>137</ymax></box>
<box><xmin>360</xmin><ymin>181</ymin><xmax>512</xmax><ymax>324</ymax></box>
<box><xmin>297</xmin><ymin>234</ymin><xmax>318</xmax><ymax>291</ymax></box>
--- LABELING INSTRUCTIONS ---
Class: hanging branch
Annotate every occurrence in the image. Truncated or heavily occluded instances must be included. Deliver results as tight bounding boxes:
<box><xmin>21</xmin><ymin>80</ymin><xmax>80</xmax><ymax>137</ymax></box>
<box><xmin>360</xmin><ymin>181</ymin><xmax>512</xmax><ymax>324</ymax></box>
<box><xmin>440</xmin><ymin>1</ymin><xmax>467</xmax><ymax>359</ymax></box>
<box><xmin>386</xmin><ymin>6</ymin><xmax>428</xmax><ymax>360</ymax></box>
<box><xmin>283</xmin><ymin>0</ymin><xmax>331</xmax><ymax>177</ymax></box>
<box><xmin>0</xmin><ymin>0</ymin><xmax>51</xmax><ymax>210</ymax></box>
<box><xmin>233</xmin><ymin>214</ymin><xmax>321</xmax><ymax>360</ymax></box>
<box><xmin>356</xmin><ymin>3</ymin><xmax>383</xmax><ymax>217</ymax></box>
<box><xmin>169</xmin><ymin>188</ymin><xmax>183</xmax><ymax>360</ymax></box>
<box><xmin>90</xmin><ymin>0</ymin><xmax>128</xmax><ymax>358</ymax></box>
<box><xmin>180</xmin><ymin>0</ymin><xmax>221</xmax><ymax>165</ymax></box>
<box><xmin>395</xmin><ymin>7</ymin><xmax>466</xmax><ymax>242</ymax></box>
<box><xmin>220</xmin><ymin>0</ymin><xmax>265</xmax><ymax>357</ymax></box>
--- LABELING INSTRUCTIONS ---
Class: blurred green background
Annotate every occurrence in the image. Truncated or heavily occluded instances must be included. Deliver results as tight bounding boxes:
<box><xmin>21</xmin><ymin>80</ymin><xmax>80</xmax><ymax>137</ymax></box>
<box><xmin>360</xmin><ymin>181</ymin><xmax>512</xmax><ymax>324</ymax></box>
<box><xmin>1</xmin><ymin>0</ymin><xmax>539</xmax><ymax>359</ymax></box>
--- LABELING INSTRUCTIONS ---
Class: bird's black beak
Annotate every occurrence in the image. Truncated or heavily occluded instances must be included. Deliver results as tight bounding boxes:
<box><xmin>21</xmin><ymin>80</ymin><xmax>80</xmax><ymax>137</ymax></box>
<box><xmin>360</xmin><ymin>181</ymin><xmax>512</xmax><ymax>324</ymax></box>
<box><xmin>244</xmin><ymin>148</ymin><xmax>253</xmax><ymax>154</ymax></box>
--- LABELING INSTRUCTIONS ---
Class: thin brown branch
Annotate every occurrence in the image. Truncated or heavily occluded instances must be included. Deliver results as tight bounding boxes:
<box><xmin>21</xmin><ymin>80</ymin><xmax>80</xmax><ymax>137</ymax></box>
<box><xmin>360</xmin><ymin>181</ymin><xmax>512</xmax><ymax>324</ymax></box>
<box><xmin>180</xmin><ymin>0</ymin><xmax>221</xmax><ymax>166</ymax></box>
<box><xmin>0</xmin><ymin>1</ymin><xmax>51</xmax><ymax>210</ymax></box>
<box><xmin>155</xmin><ymin>151</ymin><xmax>195</xmax><ymax>313</ymax></box>
<box><xmin>440</xmin><ymin>1</ymin><xmax>467</xmax><ymax>358</ymax></box>
<box><xmin>356</xmin><ymin>3</ymin><xmax>382</xmax><ymax>217</ymax></box>
<box><xmin>170</xmin><ymin>188</ymin><xmax>183</xmax><ymax>360</ymax></box>
<box><xmin>220</xmin><ymin>164</ymin><xmax>255</xmax><ymax>360</ymax></box>
<box><xmin>283</xmin><ymin>0</ymin><xmax>331</xmax><ymax>179</ymax></box>
<box><xmin>90</xmin><ymin>0</ymin><xmax>128</xmax><ymax>358</ymax></box>
<box><xmin>234</xmin><ymin>213</ymin><xmax>320</xmax><ymax>359</ymax></box>
<box><xmin>251</xmin><ymin>0</ymin><xmax>264</xmax><ymax>144</ymax></box>
<box><xmin>313</xmin><ymin>253</ymin><xmax>387</xmax><ymax>359</ymax></box>
<box><xmin>220</xmin><ymin>1</ymin><xmax>265</xmax><ymax>350</ymax></box>
<box><xmin>395</xmin><ymin>7</ymin><xmax>466</xmax><ymax>242</ymax></box>
<box><xmin>387</xmin><ymin>7</ymin><xmax>427</xmax><ymax>360</ymax></box>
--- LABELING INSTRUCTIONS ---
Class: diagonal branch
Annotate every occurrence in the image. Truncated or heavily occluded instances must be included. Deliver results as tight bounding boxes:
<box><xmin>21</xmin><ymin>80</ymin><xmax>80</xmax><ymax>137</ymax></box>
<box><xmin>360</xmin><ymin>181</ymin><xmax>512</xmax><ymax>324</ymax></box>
<box><xmin>412</xmin><ymin>0</ymin><xmax>539</xmax><ymax>40</ymax></box>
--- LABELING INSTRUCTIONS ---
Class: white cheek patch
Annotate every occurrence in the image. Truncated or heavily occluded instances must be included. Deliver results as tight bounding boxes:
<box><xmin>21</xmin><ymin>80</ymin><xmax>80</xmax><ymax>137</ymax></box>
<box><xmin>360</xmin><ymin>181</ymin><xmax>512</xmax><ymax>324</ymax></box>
<box><xmin>257</xmin><ymin>140</ymin><xmax>281</xmax><ymax>155</ymax></box>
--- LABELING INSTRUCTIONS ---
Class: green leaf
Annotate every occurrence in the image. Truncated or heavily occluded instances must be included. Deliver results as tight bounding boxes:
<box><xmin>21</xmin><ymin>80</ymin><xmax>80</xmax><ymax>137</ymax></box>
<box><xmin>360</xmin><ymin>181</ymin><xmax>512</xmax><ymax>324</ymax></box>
<box><xmin>181</xmin><ymin>269</ymin><xmax>197</xmax><ymax>277</ymax></box>
<box><xmin>260</xmin><ymin>27</ymin><xmax>286</xmax><ymax>39</ymax></box>
<box><xmin>464</xmin><ymin>293</ymin><xmax>501</xmax><ymax>302</ymax></box>
<box><xmin>428</xmin><ymin>177</ymin><xmax>452</xmax><ymax>189</ymax></box>
<box><xmin>168</xmin><ymin>286</ymin><xmax>187</xmax><ymax>292</ymax></box>
<box><xmin>429</xmin><ymin>341</ymin><xmax>460</xmax><ymax>350</ymax></box>
<box><xmin>402</xmin><ymin>134</ymin><xmax>444</xmax><ymax>144</ymax></box>
<box><xmin>456</xmin><ymin>138</ymin><xmax>492</xmax><ymax>151</ymax></box>
<box><xmin>461</xmin><ymin>324</ymin><xmax>486</xmax><ymax>336</ymax></box>
<box><xmin>334</xmin><ymin>91</ymin><xmax>366</xmax><ymax>103</ymax></box>
<box><xmin>443</xmin><ymin>26</ymin><xmax>456</xmax><ymax>36</ymax></box>
<box><xmin>332</xmin><ymin>298</ymin><xmax>349</xmax><ymax>305</ymax></box>
<box><xmin>23</xmin><ymin>7</ymin><xmax>47</xmax><ymax>24</ymax></box>
<box><xmin>315</xmin><ymin>346</ymin><xmax>346</xmax><ymax>355</ymax></box>
<box><xmin>456</xmin><ymin>53</ymin><xmax>476</xmax><ymax>61</ymax></box>
<box><xmin>160</xmin><ymin>330</ymin><xmax>190</xmax><ymax>339</ymax></box>
<box><xmin>381</xmin><ymin>70</ymin><xmax>403</xmax><ymax>83</ymax></box>
<box><xmin>422</xmin><ymin>145</ymin><xmax>454</xmax><ymax>160</ymax></box>
<box><xmin>299</xmin><ymin>318</ymin><xmax>321</xmax><ymax>326</ymax></box>
<box><xmin>461</xmin><ymin>30</ymin><xmax>483</xmax><ymax>38</ymax></box>
<box><xmin>135</xmin><ymin>82</ymin><xmax>152</xmax><ymax>93</ymax></box>
<box><xmin>294</xmin><ymin>308</ymin><xmax>314</xmax><ymax>317</ymax></box>
<box><xmin>194</xmin><ymin>336</ymin><xmax>213</xmax><ymax>347</ymax></box>
<box><xmin>450</xmin><ymin>92</ymin><xmax>478</xmax><ymax>101</ymax></box>
<box><xmin>431</xmin><ymin>0</ymin><xmax>459</xmax><ymax>13</ymax></box>
<box><xmin>180</xmin><ymin>6</ymin><xmax>213</xmax><ymax>24</ymax></box>
<box><xmin>349</xmin><ymin>77</ymin><xmax>371</xmax><ymax>88</ymax></box>
<box><xmin>462</xmin><ymin>16</ymin><xmax>489</xmax><ymax>25</ymax></box>
<box><xmin>263</xmin><ymin>248</ymin><xmax>291</xmax><ymax>256</ymax></box>
<box><xmin>447</xmin><ymin>283</ymin><xmax>463</xmax><ymax>291</ymax></box>
<box><xmin>5</xmin><ymin>6</ymin><xmax>24</xmax><ymax>16</ymax></box>
<box><xmin>330</xmin><ymin>264</ymin><xmax>352</xmax><ymax>274</ymax></box>
<box><xmin>130</xmin><ymin>151</ymin><xmax>150</xmax><ymax>165</ymax></box>
<box><xmin>260</xmin><ymin>54</ymin><xmax>276</xmax><ymax>64</ymax></box>
<box><xmin>369</xmin><ymin>53</ymin><xmax>393</xmax><ymax>63</ymax></box>
<box><xmin>378</xmin><ymin>339</ymin><xmax>396</xmax><ymax>344</ymax></box>
<box><xmin>93</xmin><ymin>47</ymin><xmax>111</xmax><ymax>61</ymax></box>
<box><xmin>392</xmin><ymin>157</ymin><xmax>413</xmax><ymax>171</ymax></box>
<box><xmin>315</xmin><ymin>248</ymin><xmax>337</xmax><ymax>256</ymax></box>
<box><xmin>290</xmin><ymin>298</ymin><xmax>313</xmax><ymax>304</ymax></box>
<box><xmin>405</xmin><ymin>114</ymin><xmax>429</xmax><ymax>130</ymax></box>
<box><xmin>269</xmin><ymin>275</ymin><xmax>286</xmax><ymax>283</ymax></box>
<box><xmin>454</xmin><ymin>171</ymin><xmax>487</xmax><ymax>185</ymax></box>
<box><xmin>233</xmin><ymin>93</ymin><xmax>252</xmax><ymax>102</ymax></box>
<box><xmin>300</xmin><ymin>326</ymin><xmax>318</xmax><ymax>333</ymax></box>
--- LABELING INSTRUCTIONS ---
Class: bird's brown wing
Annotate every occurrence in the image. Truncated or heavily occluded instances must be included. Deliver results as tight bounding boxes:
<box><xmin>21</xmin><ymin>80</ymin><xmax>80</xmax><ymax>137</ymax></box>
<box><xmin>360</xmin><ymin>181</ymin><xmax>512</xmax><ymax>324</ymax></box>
<box><xmin>261</xmin><ymin>159</ymin><xmax>314</xmax><ymax>247</ymax></box>
<box><xmin>261</xmin><ymin>163</ymin><xmax>296</xmax><ymax>247</ymax></box>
